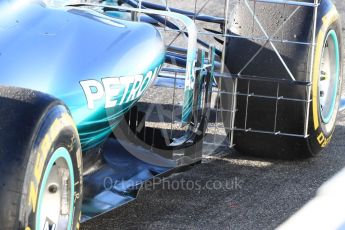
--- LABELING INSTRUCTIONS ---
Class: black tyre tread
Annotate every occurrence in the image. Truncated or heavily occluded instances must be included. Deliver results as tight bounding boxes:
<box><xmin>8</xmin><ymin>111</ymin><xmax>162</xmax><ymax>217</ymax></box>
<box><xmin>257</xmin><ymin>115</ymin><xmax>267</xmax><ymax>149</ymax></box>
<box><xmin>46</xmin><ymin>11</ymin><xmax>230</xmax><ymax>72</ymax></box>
<box><xmin>221</xmin><ymin>1</ymin><xmax>342</xmax><ymax>159</ymax></box>
<box><xmin>0</xmin><ymin>87</ymin><xmax>61</xmax><ymax>229</ymax></box>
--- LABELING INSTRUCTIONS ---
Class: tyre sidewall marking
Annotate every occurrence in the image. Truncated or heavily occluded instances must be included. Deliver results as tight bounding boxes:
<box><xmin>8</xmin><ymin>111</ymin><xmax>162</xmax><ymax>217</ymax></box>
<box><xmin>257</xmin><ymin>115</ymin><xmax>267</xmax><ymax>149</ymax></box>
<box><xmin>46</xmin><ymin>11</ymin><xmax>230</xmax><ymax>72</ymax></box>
<box><xmin>21</xmin><ymin>106</ymin><xmax>82</xmax><ymax>229</ymax></box>
<box><xmin>311</xmin><ymin>6</ymin><xmax>340</xmax><ymax>149</ymax></box>
<box><xmin>29</xmin><ymin>118</ymin><xmax>62</xmax><ymax>213</ymax></box>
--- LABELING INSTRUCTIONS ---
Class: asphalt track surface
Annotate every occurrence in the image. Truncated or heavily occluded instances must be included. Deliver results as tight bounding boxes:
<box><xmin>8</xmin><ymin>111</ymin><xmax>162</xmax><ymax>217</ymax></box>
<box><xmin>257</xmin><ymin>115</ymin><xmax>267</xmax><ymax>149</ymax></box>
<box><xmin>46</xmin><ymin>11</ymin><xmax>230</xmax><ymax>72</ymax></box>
<box><xmin>82</xmin><ymin>1</ymin><xmax>345</xmax><ymax>229</ymax></box>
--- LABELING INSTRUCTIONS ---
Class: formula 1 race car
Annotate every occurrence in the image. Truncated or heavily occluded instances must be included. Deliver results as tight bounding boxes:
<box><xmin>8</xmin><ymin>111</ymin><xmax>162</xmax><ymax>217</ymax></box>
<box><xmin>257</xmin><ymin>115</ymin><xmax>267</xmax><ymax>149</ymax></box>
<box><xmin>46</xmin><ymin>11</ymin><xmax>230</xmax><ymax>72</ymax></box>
<box><xmin>0</xmin><ymin>0</ymin><xmax>344</xmax><ymax>229</ymax></box>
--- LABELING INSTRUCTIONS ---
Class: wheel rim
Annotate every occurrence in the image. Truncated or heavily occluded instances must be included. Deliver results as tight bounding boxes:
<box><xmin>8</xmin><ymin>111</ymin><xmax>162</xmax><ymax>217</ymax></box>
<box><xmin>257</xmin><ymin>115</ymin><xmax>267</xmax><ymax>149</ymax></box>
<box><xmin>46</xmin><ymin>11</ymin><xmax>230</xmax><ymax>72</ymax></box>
<box><xmin>319</xmin><ymin>30</ymin><xmax>340</xmax><ymax>124</ymax></box>
<box><xmin>36</xmin><ymin>148</ymin><xmax>75</xmax><ymax>230</ymax></box>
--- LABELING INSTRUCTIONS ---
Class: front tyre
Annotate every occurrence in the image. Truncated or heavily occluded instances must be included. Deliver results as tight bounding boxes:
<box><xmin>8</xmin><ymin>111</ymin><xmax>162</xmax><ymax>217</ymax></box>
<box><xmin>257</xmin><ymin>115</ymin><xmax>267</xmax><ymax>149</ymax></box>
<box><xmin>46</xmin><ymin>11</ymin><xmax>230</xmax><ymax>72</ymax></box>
<box><xmin>221</xmin><ymin>2</ymin><xmax>343</xmax><ymax>159</ymax></box>
<box><xmin>0</xmin><ymin>87</ymin><xmax>83</xmax><ymax>230</ymax></box>
<box><xmin>308</xmin><ymin>21</ymin><xmax>343</xmax><ymax>156</ymax></box>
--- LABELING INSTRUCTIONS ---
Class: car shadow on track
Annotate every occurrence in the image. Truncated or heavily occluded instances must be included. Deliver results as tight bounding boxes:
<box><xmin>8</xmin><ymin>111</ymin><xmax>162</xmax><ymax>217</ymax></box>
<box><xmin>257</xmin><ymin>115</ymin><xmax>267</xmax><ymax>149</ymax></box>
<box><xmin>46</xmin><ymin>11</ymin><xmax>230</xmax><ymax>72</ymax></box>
<box><xmin>81</xmin><ymin>123</ymin><xmax>345</xmax><ymax>230</ymax></box>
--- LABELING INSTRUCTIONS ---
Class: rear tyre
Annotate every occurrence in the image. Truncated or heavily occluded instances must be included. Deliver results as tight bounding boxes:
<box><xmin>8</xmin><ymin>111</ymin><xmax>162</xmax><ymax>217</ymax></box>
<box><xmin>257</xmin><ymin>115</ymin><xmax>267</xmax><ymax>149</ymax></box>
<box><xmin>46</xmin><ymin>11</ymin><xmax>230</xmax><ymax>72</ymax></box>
<box><xmin>221</xmin><ymin>2</ymin><xmax>343</xmax><ymax>159</ymax></box>
<box><xmin>0</xmin><ymin>87</ymin><xmax>83</xmax><ymax>229</ymax></box>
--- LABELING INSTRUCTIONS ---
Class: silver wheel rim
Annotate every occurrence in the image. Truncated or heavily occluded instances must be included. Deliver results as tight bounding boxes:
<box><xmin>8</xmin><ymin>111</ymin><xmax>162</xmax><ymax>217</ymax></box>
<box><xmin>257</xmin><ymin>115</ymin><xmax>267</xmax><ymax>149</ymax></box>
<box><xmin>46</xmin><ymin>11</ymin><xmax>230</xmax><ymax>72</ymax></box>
<box><xmin>319</xmin><ymin>30</ymin><xmax>339</xmax><ymax>124</ymax></box>
<box><xmin>36</xmin><ymin>148</ymin><xmax>74</xmax><ymax>230</ymax></box>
